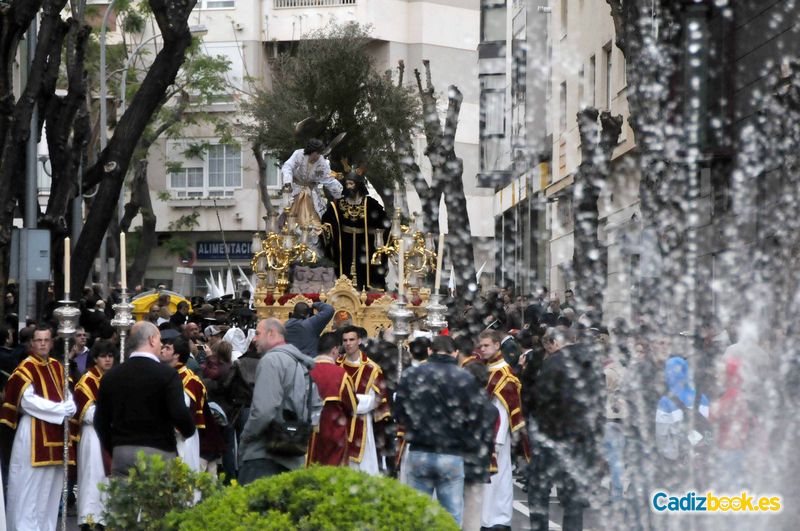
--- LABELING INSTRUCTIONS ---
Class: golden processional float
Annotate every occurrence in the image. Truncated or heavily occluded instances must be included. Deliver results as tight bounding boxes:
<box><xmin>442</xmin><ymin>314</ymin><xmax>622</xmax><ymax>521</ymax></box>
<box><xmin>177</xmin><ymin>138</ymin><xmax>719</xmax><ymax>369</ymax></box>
<box><xmin>251</xmin><ymin>197</ymin><xmax>449</xmax><ymax>377</ymax></box>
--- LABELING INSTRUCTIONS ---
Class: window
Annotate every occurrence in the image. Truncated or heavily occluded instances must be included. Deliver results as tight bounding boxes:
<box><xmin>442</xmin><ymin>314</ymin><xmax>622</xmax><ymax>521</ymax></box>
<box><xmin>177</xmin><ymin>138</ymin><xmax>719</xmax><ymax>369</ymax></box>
<box><xmin>588</xmin><ymin>55</ymin><xmax>596</xmax><ymax>106</ymax></box>
<box><xmin>480</xmin><ymin>74</ymin><xmax>506</xmax><ymax>137</ymax></box>
<box><xmin>208</xmin><ymin>144</ymin><xmax>242</xmax><ymax>195</ymax></box>
<box><xmin>197</xmin><ymin>0</ymin><xmax>235</xmax><ymax>8</ymax></box>
<box><xmin>560</xmin><ymin>0</ymin><xmax>568</xmax><ymax>37</ymax></box>
<box><xmin>556</xmin><ymin>195</ymin><xmax>573</xmax><ymax>231</ymax></box>
<box><xmin>483</xmin><ymin>92</ymin><xmax>506</xmax><ymax>136</ymax></box>
<box><xmin>170</xmin><ymin>167</ymin><xmax>205</xmax><ymax>198</ymax></box>
<box><xmin>265</xmin><ymin>156</ymin><xmax>281</xmax><ymax>188</ymax></box>
<box><xmin>481</xmin><ymin>1</ymin><xmax>507</xmax><ymax>42</ymax></box>
<box><xmin>168</xmin><ymin>142</ymin><xmax>242</xmax><ymax>198</ymax></box>
<box><xmin>512</xmin><ymin>41</ymin><xmax>527</xmax><ymax>101</ymax></box>
<box><xmin>202</xmin><ymin>42</ymin><xmax>245</xmax><ymax>95</ymax></box>
<box><xmin>620</xmin><ymin>52</ymin><xmax>627</xmax><ymax>89</ymax></box>
<box><xmin>578</xmin><ymin>65</ymin><xmax>584</xmax><ymax>108</ymax></box>
<box><xmin>604</xmin><ymin>43</ymin><xmax>613</xmax><ymax>110</ymax></box>
<box><xmin>559</xmin><ymin>81</ymin><xmax>567</xmax><ymax>132</ymax></box>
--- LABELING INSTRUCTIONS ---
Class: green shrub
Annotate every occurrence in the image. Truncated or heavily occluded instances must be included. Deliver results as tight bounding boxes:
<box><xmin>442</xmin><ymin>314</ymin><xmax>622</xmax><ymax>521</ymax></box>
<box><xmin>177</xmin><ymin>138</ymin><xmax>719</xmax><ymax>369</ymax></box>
<box><xmin>101</xmin><ymin>452</ymin><xmax>222</xmax><ymax>531</ymax></box>
<box><xmin>167</xmin><ymin>466</ymin><xmax>460</xmax><ymax>531</ymax></box>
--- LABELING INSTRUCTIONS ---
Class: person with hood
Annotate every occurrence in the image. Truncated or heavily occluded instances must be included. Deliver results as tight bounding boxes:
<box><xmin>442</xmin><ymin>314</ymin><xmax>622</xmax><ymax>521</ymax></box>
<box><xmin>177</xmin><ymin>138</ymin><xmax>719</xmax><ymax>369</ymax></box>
<box><xmin>238</xmin><ymin>318</ymin><xmax>322</xmax><ymax>484</ymax></box>
<box><xmin>223</xmin><ymin>327</ymin><xmax>251</xmax><ymax>363</ymax></box>
<box><xmin>655</xmin><ymin>356</ymin><xmax>712</xmax><ymax>489</ymax></box>
<box><xmin>284</xmin><ymin>301</ymin><xmax>335</xmax><ymax>358</ymax></box>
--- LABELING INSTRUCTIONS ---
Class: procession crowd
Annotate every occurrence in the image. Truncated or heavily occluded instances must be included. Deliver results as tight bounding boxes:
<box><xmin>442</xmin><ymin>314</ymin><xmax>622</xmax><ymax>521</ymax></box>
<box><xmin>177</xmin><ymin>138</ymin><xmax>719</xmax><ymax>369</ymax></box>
<box><xmin>0</xmin><ymin>281</ymin><xmax>782</xmax><ymax>531</ymax></box>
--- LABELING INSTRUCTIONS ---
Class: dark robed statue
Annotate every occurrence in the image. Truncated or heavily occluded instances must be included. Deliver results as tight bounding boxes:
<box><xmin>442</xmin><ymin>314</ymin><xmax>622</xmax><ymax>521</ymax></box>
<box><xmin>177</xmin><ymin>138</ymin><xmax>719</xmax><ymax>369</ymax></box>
<box><xmin>322</xmin><ymin>172</ymin><xmax>390</xmax><ymax>291</ymax></box>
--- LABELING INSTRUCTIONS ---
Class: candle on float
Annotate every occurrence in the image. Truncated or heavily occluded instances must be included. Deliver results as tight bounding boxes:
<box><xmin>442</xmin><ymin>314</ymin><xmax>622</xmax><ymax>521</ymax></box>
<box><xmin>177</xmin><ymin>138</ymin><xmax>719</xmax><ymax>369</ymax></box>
<box><xmin>434</xmin><ymin>232</ymin><xmax>445</xmax><ymax>293</ymax></box>
<box><xmin>398</xmin><ymin>238</ymin><xmax>405</xmax><ymax>298</ymax></box>
<box><xmin>64</xmin><ymin>237</ymin><xmax>71</xmax><ymax>297</ymax></box>
<box><xmin>120</xmin><ymin>232</ymin><xmax>127</xmax><ymax>290</ymax></box>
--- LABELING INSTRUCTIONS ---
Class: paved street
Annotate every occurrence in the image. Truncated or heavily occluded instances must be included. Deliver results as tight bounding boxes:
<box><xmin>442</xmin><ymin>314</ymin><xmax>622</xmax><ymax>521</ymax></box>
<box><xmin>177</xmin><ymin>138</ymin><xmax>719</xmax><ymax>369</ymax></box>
<box><xmin>511</xmin><ymin>479</ymin><xmax>601</xmax><ymax>531</ymax></box>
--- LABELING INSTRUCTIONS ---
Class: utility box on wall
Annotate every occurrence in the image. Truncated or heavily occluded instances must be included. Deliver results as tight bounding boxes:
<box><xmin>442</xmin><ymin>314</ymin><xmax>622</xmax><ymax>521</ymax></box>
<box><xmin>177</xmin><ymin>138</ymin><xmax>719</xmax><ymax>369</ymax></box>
<box><xmin>10</xmin><ymin>229</ymin><xmax>52</xmax><ymax>281</ymax></box>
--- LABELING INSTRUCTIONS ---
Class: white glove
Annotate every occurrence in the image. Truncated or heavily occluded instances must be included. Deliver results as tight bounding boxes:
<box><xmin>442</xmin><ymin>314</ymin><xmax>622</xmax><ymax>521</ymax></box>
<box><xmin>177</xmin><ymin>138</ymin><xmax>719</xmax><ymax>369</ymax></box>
<box><xmin>63</xmin><ymin>400</ymin><xmax>77</xmax><ymax>418</ymax></box>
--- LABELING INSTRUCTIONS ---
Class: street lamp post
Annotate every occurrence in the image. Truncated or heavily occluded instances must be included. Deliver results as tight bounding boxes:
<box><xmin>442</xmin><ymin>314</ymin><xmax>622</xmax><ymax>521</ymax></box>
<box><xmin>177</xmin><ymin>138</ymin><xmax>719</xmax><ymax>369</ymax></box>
<box><xmin>97</xmin><ymin>1</ymin><xmax>116</xmax><ymax>294</ymax></box>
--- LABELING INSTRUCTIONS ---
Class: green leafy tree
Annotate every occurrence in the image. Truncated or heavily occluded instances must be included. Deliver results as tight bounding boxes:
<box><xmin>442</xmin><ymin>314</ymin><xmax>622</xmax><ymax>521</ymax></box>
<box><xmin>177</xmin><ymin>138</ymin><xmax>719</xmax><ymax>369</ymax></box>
<box><xmin>244</xmin><ymin>22</ymin><xmax>419</xmax><ymax>208</ymax></box>
<box><xmin>107</xmin><ymin>26</ymin><xmax>233</xmax><ymax>287</ymax></box>
<box><xmin>0</xmin><ymin>0</ymin><xmax>207</xmax><ymax>308</ymax></box>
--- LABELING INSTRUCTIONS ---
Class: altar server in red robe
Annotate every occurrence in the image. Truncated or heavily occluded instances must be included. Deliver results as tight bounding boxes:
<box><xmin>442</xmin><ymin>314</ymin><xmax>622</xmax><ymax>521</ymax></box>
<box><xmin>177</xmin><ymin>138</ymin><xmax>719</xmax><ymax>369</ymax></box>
<box><xmin>72</xmin><ymin>339</ymin><xmax>116</xmax><ymax>528</ymax></box>
<box><xmin>336</xmin><ymin>326</ymin><xmax>390</xmax><ymax>475</ymax></box>
<box><xmin>307</xmin><ymin>332</ymin><xmax>357</xmax><ymax>466</ymax></box>
<box><xmin>478</xmin><ymin>329</ymin><xmax>530</xmax><ymax>529</ymax></box>
<box><xmin>1</xmin><ymin>326</ymin><xmax>77</xmax><ymax>531</ymax></box>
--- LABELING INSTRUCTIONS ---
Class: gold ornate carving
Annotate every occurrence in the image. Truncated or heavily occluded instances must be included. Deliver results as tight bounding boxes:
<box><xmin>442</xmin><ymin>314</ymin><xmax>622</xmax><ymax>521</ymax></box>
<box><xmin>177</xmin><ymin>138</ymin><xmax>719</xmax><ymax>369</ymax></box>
<box><xmin>254</xmin><ymin>275</ymin><xmax>429</xmax><ymax>337</ymax></box>
<box><xmin>339</xmin><ymin>199</ymin><xmax>366</xmax><ymax>221</ymax></box>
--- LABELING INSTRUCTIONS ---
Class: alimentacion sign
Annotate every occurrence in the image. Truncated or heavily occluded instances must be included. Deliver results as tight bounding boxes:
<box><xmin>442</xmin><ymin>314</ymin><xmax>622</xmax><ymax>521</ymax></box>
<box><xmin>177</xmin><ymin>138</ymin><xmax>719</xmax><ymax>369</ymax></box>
<box><xmin>196</xmin><ymin>241</ymin><xmax>253</xmax><ymax>261</ymax></box>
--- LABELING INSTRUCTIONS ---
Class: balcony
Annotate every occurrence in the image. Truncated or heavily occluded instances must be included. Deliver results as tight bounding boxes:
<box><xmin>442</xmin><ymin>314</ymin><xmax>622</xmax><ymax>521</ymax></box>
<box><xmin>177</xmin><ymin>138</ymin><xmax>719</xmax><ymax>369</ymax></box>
<box><xmin>273</xmin><ymin>0</ymin><xmax>356</xmax><ymax>8</ymax></box>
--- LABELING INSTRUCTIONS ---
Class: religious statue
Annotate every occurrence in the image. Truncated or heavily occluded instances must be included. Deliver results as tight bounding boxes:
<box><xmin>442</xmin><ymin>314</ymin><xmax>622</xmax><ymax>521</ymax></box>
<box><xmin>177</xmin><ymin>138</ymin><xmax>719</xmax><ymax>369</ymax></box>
<box><xmin>322</xmin><ymin>171</ymin><xmax>390</xmax><ymax>291</ymax></box>
<box><xmin>281</xmin><ymin>138</ymin><xmax>343</xmax><ymax>231</ymax></box>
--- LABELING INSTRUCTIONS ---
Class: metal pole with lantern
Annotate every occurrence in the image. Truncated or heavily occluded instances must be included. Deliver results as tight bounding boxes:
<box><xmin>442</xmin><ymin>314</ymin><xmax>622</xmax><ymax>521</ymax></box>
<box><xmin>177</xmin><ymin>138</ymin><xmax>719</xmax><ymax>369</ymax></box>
<box><xmin>53</xmin><ymin>239</ymin><xmax>80</xmax><ymax>531</ymax></box>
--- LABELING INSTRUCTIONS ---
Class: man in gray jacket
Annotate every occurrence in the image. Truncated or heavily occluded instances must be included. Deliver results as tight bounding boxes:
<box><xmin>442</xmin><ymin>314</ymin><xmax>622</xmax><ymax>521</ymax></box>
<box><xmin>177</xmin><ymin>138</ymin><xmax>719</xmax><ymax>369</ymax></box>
<box><xmin>238</xmin><ymin>318</ymin><xmax>322</xmax><ymax>484</ymax></box>
<box><xmin>284</xmin><ymin>301</ymin><xmax>334</xmax><ymax>357</ymax></box>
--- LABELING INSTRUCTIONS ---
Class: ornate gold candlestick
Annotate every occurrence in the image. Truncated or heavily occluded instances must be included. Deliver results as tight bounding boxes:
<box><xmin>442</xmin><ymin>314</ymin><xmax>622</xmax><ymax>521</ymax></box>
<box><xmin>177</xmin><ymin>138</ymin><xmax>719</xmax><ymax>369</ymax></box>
<box><xmin>252</xmin><ymin>208</ymin><xmax>318</xmax><ymax>295</ymax></box>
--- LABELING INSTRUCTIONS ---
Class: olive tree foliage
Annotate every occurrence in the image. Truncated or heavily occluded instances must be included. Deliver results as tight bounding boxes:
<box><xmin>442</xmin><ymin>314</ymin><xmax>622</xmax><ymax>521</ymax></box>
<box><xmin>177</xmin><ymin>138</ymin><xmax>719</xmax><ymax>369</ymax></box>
<box><xmin>243</xmin><ymin>22</ymin><xmax>420</xmax><ymax>213</ymax></box>
<box><xmin>0</xmin><ymin>0</ymin><xmax>205</xmax><ymax>306</ymax></box>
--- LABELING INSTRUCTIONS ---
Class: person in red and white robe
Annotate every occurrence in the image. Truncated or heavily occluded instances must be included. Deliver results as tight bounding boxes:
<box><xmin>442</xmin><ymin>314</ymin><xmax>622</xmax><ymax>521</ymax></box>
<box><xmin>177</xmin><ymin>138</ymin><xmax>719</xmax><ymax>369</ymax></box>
<box><xmin>72</xmin><ymin>340</ymin><xmax>116</xmax><ymax>528</ymax></box>
<box><xmin>306</xmin><ymin>332</ymin><xmax>357</xmax><ymax>466</ymax></box>
<box><xmin>163</xmin><ymin>333</ymin><xmax>207</xmax><ymax>473</ymax></box>
<box><xmin>1</xmin><ymin>327</ymin><xmax>77</xmax><ymax>531</ymax></box>
<box><xmin>336</xmin><ymin>326</ymin><xmax>390</xmax><ymax>475</ymax></box>
<box><xmin>477</xmin><ymin>330</ymin><xmax>529</xmax><ymax>529</ymax></box>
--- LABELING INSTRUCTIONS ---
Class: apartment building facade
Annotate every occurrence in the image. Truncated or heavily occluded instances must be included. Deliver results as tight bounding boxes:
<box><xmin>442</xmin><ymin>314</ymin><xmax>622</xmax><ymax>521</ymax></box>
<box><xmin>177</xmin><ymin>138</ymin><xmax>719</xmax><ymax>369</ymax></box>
<box><xmin>481</xmin><ymin>0</ymin><xmax>639</xmax><ymax>321</ymax></box>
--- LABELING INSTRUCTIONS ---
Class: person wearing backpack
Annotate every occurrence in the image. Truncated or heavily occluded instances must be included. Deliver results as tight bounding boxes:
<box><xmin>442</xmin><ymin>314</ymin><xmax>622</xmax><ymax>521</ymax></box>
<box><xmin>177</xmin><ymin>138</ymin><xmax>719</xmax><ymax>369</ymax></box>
<box><xmin>655</xmin><ymin>356</ymin><xmax>712</xmax><ymax>489</ymax></box>
<box><xmin>238</xmin><ymin>318</ymin><xmax>322</xmax><ymax>484</ymax></box>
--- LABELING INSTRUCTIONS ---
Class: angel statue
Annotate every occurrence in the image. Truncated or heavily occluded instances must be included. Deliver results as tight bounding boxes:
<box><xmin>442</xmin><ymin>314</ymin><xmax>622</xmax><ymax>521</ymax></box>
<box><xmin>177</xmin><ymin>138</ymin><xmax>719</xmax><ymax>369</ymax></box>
<box><xmin>281</xmin><ymin>138</ymin><xmax>343</xmax><ymax>233</ymax></box>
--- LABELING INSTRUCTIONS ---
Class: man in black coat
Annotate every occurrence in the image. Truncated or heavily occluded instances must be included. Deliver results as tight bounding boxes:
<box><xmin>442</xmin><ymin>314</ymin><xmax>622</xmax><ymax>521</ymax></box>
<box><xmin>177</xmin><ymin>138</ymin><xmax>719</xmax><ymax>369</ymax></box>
<box><xmin>394</xmin><ymin>335</ymin><xmax>494</xmax><ymax>526</ymax></box>
<box><xmin>169</xmin><ymin>301</ymin><xmax>191</xmax><ymax>329</ymax></box>
<box><xmin>527</xmin><ymin>326</ymin><xmax>604</xmax><ymax>531</ymax></box>
<box><xmin>94</xmin><ymin>321</ymin><xmax>195</xmax><ymax>476</ymax></box>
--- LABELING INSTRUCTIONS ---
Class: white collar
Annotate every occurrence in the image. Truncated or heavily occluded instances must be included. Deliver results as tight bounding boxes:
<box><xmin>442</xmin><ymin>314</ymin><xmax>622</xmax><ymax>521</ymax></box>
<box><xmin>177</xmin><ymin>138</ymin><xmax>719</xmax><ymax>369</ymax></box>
<box><xmin>129</xmin><ymin>351</ymin><xmax>161</xmax><ymax>363</ymax></box>
<box><xmin>488</xmin><ymin>358</ymin><xmax>509</xmax><ymax>371</ymax></box>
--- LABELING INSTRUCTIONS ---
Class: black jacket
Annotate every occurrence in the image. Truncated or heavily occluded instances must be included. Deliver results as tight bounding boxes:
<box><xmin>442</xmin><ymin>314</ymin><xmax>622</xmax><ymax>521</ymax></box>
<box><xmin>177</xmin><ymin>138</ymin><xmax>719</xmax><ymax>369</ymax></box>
<box><xmin>395</xmin><ymin>354</ymin><xmax>492</xmax><ymax>456</ymax></box>
<box><xmin>95</xmin><ymin>356</ymin><xmax>195</xmax><ymax>454</ymax></box>
<box><xmin>169</xmin><ymin>311</ymin><xmax>189</xmax><ymax>329</ymax></box>
<box><xmin>530</xmin><ymin>343</ymin><xmax>603</xmax><ymax>442</ymax></box>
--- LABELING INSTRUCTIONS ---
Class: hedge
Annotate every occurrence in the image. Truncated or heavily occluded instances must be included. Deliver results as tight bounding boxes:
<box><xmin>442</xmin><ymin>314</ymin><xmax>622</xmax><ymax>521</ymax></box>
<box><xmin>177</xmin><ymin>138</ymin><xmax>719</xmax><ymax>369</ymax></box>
<box><xmin>167</xmin><ymin>466</ymin><xmax>459</xmax><ymax>530</ymax></box>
